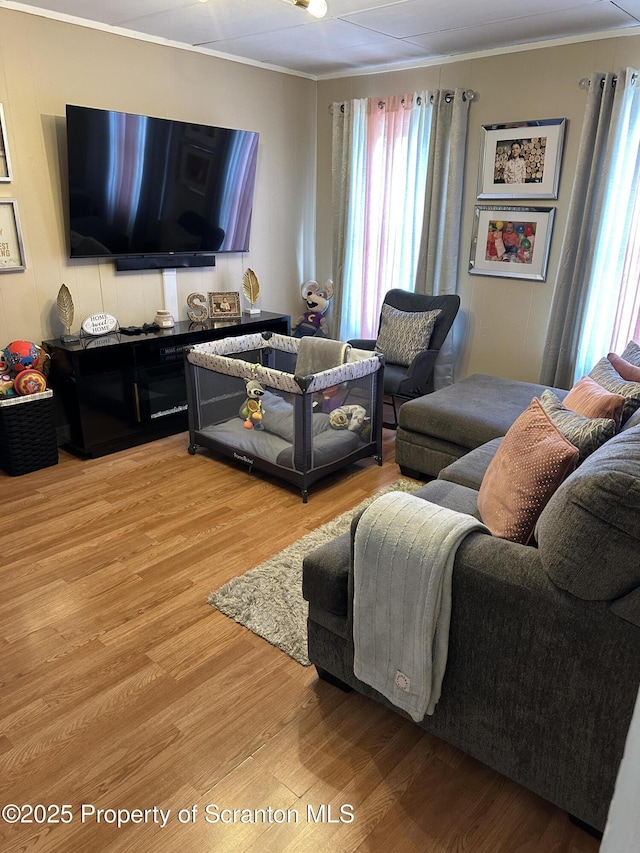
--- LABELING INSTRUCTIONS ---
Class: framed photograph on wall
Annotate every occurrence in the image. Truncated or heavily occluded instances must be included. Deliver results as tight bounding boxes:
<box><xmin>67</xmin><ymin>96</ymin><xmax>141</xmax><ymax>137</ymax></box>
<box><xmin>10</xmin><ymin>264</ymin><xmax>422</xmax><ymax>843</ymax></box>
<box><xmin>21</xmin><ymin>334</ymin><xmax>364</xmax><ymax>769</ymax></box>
<box><xmin>469</xmin><ymin>205</ymin><xmax>555</xmax><ymax>281</ymax></box>
<box><xmin>477</xmin><ymin>118</ymin><xmax>566</xmax><ymax>199</ymax></box>
<box><xmin>0</xmin><ymin>104</ymin><xmax>12</xmax><ymax>181</ymax></box>
<box><xmin>208</xmin><ymin>291</ymin><xmax>241</xmax><ymax>320</ymax></box>
<box><xmin>0</xmin><ymin>200</ymin><xmax>26</xmax><ymax>272</ymax></box>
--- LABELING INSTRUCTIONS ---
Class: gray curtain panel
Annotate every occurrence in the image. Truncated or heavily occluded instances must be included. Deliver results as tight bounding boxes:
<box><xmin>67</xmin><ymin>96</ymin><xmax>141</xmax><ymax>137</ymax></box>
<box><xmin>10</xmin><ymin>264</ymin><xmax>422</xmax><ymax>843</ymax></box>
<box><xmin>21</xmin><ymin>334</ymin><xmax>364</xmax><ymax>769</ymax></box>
<box><xmin>329</xmin><ymin>98</ymin><xmax>365</xmax><ymax>340</ymax></box>
<box><xmin>539</xmin><ymin>70</ymin><xmax>630</xmax><ymax>388</ymax></box>
<box><xmin>415</xmin><ymin>89</ymin><xmax>470</xmax><ymax>389</ymax></box>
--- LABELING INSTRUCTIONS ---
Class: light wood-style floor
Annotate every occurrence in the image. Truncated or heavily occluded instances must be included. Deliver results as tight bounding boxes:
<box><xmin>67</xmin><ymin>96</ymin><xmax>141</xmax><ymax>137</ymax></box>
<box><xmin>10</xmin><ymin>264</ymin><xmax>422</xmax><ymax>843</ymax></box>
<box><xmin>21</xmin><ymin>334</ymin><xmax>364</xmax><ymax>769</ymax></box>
<box><xmin>0</xmin><ymin>429</ymin><xmax>600</xmax><ymax>852</ymax></box>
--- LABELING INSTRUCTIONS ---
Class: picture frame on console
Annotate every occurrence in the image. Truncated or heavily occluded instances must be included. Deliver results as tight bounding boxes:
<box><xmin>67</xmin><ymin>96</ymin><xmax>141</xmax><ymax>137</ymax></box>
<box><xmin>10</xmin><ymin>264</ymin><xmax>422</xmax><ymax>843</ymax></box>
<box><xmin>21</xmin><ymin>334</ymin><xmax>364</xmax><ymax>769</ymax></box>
<box><xmin>0</xmin><ymin>200</ymin><xmax>26</xmax><ymax>272</ymax></box>
<box><xmin>208</xmin><ymin>291</ymin><xmax>242</xmax><ymax>320</ymax></box>
<box><xmin>477</xmin><ymin>118</ymin><xmax>566</xmax><ymax>200</ymax></box>
<box><xmin>0</xmin><ymin>104</ymin><xmax>12</xmax><ymax>181</ymax></box>
<box><xmin>469</xmin><ymin>204</ymin><xmax>555</xmax><ymax>282</ymax></box>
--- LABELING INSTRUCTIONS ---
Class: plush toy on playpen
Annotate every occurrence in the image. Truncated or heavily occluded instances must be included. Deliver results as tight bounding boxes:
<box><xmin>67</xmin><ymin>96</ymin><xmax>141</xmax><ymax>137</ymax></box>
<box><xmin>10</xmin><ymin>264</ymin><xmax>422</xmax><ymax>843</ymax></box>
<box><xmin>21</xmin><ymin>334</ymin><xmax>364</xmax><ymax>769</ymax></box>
<box><xmin>240</xmin><ymin>378</ymin><xmax>265</xmax><ymax>430</ymax></box>
<box><xmin>329</xmin><ymin>404</ymin><xmax>369</xmax><ymax>433</ymax></box>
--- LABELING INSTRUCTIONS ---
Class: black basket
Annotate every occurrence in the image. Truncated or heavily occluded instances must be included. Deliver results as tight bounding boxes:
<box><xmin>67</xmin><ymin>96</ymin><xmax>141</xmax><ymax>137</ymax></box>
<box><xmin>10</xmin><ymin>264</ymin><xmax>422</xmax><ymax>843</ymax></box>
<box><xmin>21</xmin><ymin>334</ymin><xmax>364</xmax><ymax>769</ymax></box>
<box><xmin>0</xmin><ymin>390</ymin><xmax>59</xmax><ymax>476</ymax></box>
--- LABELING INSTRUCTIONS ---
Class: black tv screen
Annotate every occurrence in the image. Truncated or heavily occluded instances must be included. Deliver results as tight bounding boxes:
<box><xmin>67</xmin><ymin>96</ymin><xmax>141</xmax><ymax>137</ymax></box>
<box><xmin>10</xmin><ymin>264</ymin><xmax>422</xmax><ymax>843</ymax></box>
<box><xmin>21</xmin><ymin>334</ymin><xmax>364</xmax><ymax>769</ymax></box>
<box><xmin>66</xmin><ymin>104</ymin><xmax>259</xmax><ymax>259</ymax></box>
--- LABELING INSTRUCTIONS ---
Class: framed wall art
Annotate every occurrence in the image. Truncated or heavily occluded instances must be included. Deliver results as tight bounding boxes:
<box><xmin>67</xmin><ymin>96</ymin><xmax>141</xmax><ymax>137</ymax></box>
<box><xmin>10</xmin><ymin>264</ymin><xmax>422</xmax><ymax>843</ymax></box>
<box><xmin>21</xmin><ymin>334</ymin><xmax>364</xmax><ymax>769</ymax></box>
<box><xmin>0</xmin><ymin>104</ymin><xmax>12</xmax><ymax>181</ymax></box>
<box><xmin>469</xmin><ymin>205</ymin><xmax>555</xmax><ymax>281</ymax></box>
<box><xmin>0</xmin><ymin>200</ymin><xmax>26</xmax><ymax>272</ymax></box>
<box><xmin>477</xmin><ymin>118</ymin><xmax>566</xmax><ymax>199</ymax></box>
<box><xmin>208</xmin><ymin>291</ymin><xmax>241</xmax><ymax>320</ymax></box>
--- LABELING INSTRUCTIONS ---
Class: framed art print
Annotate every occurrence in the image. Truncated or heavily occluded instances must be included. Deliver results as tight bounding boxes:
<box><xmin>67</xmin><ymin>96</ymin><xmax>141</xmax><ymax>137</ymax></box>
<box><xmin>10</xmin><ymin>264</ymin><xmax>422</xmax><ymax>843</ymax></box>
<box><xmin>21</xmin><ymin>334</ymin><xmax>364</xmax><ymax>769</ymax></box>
<box><xmin>477</xmin><ymin>118</ymin><xmax>566</xmax><ymax>199</ymax></box>
<box><xmin>0</xmin><ymin>200</ymin><xmax>26</xmax><ymax>272</ymax></box>
<box><xmin>0</xmin><ymin>104</ymin><xmax>12</xmax><ymax>181</ymax></box>
<box><xmin>208</xmin><ymin>291</ymin><xmax>241</xmax><ymax>320</ymax></box>
<box><xmin>469</xmin><ymin>205</ymin><xmax>555</xmax><ymax>281</ymax></box>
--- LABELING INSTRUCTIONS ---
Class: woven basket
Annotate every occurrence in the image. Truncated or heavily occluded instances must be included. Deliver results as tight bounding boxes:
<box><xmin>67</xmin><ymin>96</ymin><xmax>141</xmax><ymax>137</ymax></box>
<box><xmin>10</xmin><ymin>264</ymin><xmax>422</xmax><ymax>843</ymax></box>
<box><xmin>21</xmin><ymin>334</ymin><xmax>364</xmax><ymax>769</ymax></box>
<box><xmin>0</xmin><ymin>390</ymin><xmax>59</xmax><ymax>476</ymax></box>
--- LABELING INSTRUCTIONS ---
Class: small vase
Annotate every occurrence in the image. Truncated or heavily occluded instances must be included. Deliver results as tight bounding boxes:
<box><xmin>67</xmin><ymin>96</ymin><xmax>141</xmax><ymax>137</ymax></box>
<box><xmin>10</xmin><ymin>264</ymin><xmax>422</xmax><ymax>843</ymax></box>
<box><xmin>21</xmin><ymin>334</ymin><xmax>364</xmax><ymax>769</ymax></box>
<box><xmin>154</xmin><ymin>310</ymin><xmax>175</xmax><ymax>329</ymax></box>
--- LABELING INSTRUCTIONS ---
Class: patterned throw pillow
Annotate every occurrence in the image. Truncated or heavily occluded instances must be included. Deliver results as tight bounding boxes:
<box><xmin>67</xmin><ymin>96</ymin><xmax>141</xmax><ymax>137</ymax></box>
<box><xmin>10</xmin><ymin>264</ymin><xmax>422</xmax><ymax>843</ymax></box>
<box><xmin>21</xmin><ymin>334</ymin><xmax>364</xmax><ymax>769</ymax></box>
<box><xmin>375</xmin><ymin>304</ymin><xmax>441</xmax><ymax>367</ymax></box>
<box><xmin>621</xmin><ymin>340</ymin><xmax>640</xmax><ymax>366</ymax></box>
<box><xmin>589</xmin><ymin>357</ymin><xmax>640</xmax><ymax>424</ymax></box>
<box><xmin>477</xmin><ymin>398</ymin><xmax>579</xmax><ymax>545</ymax></box>
<box><xmin>539</xmin><ymin>390</ymin><xmax>617</xmax><ymax>462</ymax></box>
<box><xmin>563</xmin><ymin>375</ymin><xmax>626</xmax><ymax>426</ymax></box>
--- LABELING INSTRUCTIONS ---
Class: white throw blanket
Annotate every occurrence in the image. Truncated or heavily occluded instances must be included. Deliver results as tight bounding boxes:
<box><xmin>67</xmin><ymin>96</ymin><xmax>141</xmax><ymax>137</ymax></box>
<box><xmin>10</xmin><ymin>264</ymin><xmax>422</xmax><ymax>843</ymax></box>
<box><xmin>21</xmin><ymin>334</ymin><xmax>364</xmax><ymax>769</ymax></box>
<box><xmin>353</xmin><ymin>492</ymin><xmax>489</xmax><ymax>721</ymax></box>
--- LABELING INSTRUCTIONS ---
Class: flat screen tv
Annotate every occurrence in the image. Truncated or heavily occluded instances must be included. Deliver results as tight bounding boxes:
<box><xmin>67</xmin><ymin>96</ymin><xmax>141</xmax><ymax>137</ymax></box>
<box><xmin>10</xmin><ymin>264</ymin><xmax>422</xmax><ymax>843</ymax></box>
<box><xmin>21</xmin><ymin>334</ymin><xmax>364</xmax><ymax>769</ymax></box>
<box><xmin>65</xmin><ymin>104</ymin><xmax>259</xmax><ymax>267</ymax></box>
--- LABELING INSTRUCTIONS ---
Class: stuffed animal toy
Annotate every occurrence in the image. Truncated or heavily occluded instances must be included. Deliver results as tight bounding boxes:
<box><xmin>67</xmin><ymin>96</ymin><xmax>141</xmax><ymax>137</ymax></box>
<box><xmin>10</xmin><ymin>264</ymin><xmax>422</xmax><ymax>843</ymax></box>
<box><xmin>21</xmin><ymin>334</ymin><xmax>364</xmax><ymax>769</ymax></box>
<box><xmin>293</xmin><ymin>280</ymin><xmax>333</xmax><ymax>338</ymax></box>
<box><xmin>0</xmin><ymin>374</ymin><xmax>15</xmax><ymax>397</ymax></box>
<box><xmin>329</xmin><ymin>404</ymin><xmax>369</xmax><ymax>433</ymax></box>
<box><xmin>240</xmin><ymin>379</ymin><xmax>265</xmax><ymax>430</ymax></box>
<box><xmin>320</xmin><ymin>384</ymin><xmax>346</xmax><ymax>413</ymax></box>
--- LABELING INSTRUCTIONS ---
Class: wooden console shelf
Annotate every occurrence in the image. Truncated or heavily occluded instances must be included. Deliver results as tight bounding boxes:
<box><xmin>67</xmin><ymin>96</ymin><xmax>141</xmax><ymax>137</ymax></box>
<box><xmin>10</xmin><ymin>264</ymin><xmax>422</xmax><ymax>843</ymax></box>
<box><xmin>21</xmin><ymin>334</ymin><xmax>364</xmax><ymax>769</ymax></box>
<box><xmin>43</xmin><ymin>312</ymin><xmax>291</xmax><ymax>458</ymax></box>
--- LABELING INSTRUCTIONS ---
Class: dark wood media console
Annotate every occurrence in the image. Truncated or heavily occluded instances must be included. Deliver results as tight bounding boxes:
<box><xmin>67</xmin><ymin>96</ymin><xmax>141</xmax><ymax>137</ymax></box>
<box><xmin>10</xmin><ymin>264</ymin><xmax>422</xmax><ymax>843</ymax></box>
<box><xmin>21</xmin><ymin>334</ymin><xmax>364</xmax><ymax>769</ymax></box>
<box><xmin>43</xmin><ymin>312</ymin><xmax>290</xmax><ymax>458</ymax></box>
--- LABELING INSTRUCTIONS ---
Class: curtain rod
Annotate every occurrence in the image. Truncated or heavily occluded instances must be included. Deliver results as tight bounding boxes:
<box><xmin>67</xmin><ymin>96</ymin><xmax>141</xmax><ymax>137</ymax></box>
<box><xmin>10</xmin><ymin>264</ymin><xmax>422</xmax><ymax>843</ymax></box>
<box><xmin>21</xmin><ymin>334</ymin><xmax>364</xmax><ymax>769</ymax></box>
<box><xmin>329</xmin><ymin>89</ymin><xmax>477</xmax><ymax>113</ymax></box>
<box><xmin>579</xmin><ymin>73</ymin><xmax>639</xmax><ymax>89</ymax></box>
<box><xmin>579</xmin><ymin>76</ymin><xmax>616</xmax><ymax>89</ymax></box>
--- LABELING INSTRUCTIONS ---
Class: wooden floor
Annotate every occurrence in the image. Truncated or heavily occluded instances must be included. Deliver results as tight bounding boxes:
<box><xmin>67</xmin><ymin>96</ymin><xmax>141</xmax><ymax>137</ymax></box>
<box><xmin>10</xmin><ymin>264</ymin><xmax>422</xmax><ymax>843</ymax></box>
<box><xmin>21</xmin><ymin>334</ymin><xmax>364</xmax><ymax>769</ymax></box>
<box><xmin>0</xmin><ymin>429</ymin><xmax>600</xmax><ymax>853</ymax></box>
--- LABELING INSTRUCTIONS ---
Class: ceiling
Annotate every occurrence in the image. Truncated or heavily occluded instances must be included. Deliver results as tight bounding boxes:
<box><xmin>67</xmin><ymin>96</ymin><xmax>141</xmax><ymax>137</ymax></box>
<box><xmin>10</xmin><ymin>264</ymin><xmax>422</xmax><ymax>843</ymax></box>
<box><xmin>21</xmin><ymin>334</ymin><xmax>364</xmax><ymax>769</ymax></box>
<box><xmin>7</xmin><ymin>0</ymin><xmax>640</xmax><ymax>78</ymax></box>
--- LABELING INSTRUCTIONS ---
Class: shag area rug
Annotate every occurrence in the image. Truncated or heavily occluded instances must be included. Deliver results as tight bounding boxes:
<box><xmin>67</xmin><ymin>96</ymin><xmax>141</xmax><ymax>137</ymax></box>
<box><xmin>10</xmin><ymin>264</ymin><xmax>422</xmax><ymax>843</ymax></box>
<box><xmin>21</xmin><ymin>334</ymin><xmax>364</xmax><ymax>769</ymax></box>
<box><xmin>208</xmin><ymin>478</ymin><xmax>419</xmax><ymax>665</ymax></box>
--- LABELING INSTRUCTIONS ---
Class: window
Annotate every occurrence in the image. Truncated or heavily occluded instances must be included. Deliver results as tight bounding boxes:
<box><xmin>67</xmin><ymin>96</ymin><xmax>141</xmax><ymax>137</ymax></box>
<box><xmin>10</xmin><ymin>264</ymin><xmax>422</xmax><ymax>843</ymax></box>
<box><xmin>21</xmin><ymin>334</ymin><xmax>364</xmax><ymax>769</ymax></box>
<box><xmin>337</xmin><ymin>95</ymin><xmax>431</xmax><ymax>340</ymax></box>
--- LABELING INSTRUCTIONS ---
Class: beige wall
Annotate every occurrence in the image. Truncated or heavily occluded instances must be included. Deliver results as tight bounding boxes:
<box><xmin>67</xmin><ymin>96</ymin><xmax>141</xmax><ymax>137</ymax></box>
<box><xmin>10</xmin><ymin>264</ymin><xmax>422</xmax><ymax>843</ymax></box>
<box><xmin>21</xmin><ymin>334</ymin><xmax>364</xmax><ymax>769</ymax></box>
<box><xmin>0</xmin><ymin>8</ymin><xmax>317</xmax><ymax>345</ymax></box>
<box><xmin>1</xmin><ymin>6</ymin><xmax>639</xmax><ymax>383</ymax></box>
<box><xmin>316</xmin><ymin>35</ymin><xmax>640</xmax><ymax>383</ymax></box>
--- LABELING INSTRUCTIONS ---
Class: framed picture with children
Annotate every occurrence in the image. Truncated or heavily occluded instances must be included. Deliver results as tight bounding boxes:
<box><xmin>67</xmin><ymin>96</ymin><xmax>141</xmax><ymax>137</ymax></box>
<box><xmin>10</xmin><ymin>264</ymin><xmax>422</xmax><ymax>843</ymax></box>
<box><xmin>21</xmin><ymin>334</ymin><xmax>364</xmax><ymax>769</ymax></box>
<box><xmin>477</xmin><ymin>118</ymin><xmax>566</xmax><ymax>200</ymax></box>
<box><xmin>469</xmin><ymin>205</ymin><xmax>555</xmax><ymax>281</ymax></box>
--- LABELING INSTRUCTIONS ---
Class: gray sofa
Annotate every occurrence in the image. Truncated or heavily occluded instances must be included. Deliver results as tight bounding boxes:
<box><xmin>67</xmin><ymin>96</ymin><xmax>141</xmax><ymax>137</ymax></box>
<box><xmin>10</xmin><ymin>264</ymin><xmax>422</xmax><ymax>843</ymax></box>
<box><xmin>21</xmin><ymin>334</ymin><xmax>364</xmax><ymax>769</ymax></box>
<box><xmin>302</xmin><ymin>380</ymin><xmax>640</xmax><ymax>833</ymax></box>
<box><xmin>395</xmin><ymin>373</ymin><xmax>569</xmax><ymax>479</ymax></box>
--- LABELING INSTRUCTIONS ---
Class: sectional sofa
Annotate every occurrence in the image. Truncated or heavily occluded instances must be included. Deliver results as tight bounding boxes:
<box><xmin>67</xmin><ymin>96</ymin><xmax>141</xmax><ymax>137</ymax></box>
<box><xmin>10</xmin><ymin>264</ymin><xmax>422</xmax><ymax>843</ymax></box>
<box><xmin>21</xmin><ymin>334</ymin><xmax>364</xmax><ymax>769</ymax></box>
<box><xmin>302</xmin><ymin>349</ymin><xmax>640</xmax><ymax>833</ymax></box>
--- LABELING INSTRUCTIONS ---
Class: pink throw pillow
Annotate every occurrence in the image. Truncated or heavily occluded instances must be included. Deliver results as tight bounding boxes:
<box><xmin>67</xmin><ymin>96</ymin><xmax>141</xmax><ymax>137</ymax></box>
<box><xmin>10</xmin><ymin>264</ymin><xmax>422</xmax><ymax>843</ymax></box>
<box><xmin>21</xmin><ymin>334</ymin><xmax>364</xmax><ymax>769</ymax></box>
<box><xmin>477</xmin><ymin>398</ymin><xmax>579</xmax><ymax>545</ymax></box>
<box><xmin>563</xmin><ymin>376</ymin><xmax>626</xmax><ymax>426</ymax></box>
<box><xmin>608</xmin><ymin>352</ymin><xmax>640</xmax><ymax>383</ymax></box>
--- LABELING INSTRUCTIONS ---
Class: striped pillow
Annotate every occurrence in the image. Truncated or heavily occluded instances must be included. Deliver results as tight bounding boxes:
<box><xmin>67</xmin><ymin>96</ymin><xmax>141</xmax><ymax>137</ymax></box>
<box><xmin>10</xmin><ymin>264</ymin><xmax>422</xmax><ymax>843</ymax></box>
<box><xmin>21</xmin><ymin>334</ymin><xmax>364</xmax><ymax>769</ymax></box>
<box><xmin>539</xmin><ymin>390</ymin><xmax>617</xmax><ymax>462</ymax></box>
<box><xmin>621</xmin><ymin>340</ymin><xmax>640</xmax><ymax>366</ymax></box>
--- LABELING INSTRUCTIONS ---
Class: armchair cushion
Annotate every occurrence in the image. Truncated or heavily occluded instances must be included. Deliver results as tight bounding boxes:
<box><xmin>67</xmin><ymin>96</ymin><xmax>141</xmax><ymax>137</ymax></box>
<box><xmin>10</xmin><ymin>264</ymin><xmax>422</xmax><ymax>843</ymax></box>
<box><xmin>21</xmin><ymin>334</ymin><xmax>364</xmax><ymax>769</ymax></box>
<box><xmin>375</xmin><ymin>304</ymin><xmax>441</xmax><ymax>367</ymax></box>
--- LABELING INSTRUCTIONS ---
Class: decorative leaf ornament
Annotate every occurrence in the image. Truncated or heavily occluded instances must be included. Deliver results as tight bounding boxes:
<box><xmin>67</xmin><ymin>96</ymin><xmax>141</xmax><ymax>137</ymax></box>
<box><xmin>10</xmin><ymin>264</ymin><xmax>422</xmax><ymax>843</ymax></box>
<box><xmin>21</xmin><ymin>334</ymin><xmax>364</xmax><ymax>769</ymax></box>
<box><xmin>56</xmin><ymin>283</ymin><xmax>74</xmax><ymax>333</ymax></box>
<box><xmin>242</xmin><ymin>268</ymin><xmax>260</xmax><ymax>306</ymax></box>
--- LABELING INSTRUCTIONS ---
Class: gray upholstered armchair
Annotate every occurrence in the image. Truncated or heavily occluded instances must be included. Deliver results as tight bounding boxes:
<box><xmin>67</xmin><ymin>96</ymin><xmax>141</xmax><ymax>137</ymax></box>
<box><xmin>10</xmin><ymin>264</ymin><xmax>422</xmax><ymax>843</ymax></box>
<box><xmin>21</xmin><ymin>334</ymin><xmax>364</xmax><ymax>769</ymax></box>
<box><xmin>349</xmin><ymin>289</ymin><xmax>460</xmax><ymax>426</ymax></box>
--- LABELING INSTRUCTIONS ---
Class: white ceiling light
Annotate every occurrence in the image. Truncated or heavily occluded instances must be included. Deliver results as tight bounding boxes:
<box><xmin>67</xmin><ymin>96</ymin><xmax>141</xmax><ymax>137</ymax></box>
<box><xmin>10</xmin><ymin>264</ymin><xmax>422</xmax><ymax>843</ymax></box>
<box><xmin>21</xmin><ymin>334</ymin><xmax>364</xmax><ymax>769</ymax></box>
<box><xmin>294</xmin><ymin>0</ymin><xmax>328</xmax><ymax>19</ymax></box>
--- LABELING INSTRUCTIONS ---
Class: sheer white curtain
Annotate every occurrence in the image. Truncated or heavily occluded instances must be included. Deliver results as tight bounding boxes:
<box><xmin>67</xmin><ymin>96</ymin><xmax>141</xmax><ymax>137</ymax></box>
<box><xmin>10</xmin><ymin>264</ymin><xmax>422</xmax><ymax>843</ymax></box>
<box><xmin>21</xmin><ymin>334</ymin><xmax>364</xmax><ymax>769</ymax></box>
<box><xmin>330</xmin><ymin>93</ymin><xmax>433</xmax><ymax>341</ymax></box>
<box><xmin>575</xmin><ymin>69</ymin><xmax>640</xmax><ymax>377</ymax></box>
<box><xmin>540</xmin><ymin>69</ymin><xmax>640</xmax><ymax>387</ymax></box>
<box><xmin>611</xmin><ymin>164</ymin><xmax>640</xmax><ymax>352</ymax></box>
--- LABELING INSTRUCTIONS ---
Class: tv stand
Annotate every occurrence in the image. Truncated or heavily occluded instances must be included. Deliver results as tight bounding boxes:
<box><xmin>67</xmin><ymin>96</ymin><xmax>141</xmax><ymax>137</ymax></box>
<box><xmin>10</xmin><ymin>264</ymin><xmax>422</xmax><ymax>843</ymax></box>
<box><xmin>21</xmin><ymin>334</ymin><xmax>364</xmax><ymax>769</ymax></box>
<box><xmin>43</xmin><ymin>312</ymin><xmax>290</xmax><ymax>458</ymax></box>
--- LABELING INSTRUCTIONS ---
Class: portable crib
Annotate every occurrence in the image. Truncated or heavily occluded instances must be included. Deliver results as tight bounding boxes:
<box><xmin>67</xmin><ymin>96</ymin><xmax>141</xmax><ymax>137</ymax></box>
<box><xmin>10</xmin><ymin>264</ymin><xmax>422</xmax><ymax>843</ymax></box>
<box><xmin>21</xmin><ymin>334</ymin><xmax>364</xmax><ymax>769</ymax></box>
<box><xmin>185</xmin><ymin>332</ymin><xmax>384</xmax><ymax>501</ymax></box>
